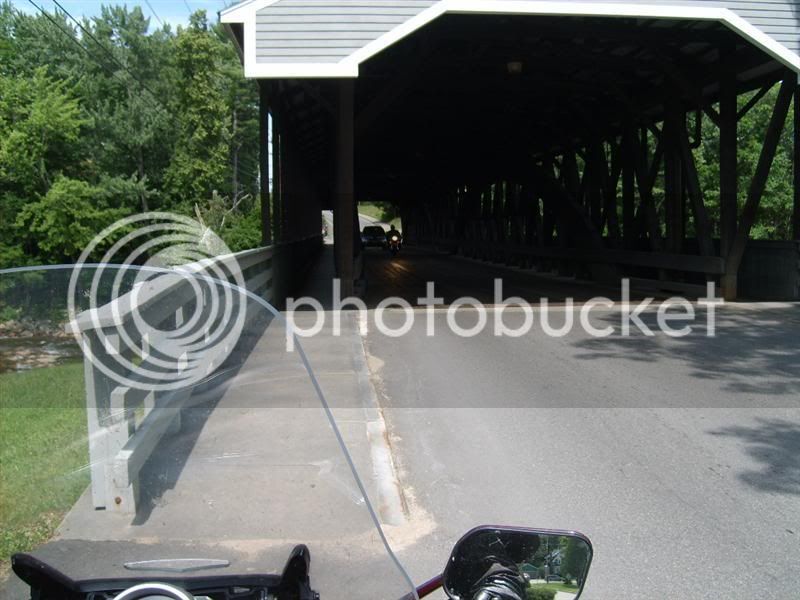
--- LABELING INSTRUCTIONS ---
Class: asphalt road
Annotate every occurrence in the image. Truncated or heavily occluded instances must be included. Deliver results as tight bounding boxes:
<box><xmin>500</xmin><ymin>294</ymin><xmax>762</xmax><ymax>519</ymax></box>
<box><xmin>356</xmin><ymin>249</ymin><xmax>800</xmax><ymax>600</ymax></box>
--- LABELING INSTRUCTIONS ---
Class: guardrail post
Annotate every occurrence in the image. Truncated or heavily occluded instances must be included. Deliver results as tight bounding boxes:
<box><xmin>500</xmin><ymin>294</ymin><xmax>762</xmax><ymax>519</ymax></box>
<box><xmin>75</xmin><ymin>246</ymin><xmax>280</xmax><ymax>516</ymax></box>
<box><xmin>81</xmin><ymin>331</ymin><xmax>117</xmax><ymax>509</ymax></box>
<box><xmin>106</xmin><ymin>386</ymin><xmax>137</xmax><ymax>513</ymax></box>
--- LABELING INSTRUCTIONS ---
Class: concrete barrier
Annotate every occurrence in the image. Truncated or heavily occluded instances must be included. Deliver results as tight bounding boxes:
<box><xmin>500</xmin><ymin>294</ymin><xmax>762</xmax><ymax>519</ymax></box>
<box><xmin>70</xmin><ymin>236</ymin><xmax>322</xmax><ymax>514</ymax></box>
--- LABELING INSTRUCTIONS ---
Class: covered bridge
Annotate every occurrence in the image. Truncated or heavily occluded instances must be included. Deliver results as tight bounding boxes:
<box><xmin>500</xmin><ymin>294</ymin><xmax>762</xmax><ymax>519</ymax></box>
<box><xmin>221</xmin><ymin>0</ymin><xmax>800</xmax><ymax>300</ymax></box>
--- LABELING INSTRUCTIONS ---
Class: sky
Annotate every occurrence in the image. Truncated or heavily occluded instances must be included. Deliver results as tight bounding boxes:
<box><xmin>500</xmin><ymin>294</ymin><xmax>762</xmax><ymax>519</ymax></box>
<box><xmin>11</xmin><ymin>0</ymin><xmax>234</xmax><ymax>29</ymax></box>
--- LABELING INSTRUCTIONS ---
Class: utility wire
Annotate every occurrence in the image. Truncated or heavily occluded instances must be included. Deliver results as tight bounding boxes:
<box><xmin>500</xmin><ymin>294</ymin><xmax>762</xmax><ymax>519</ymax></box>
<box><xmin>26</xmin><ymin>0</ymin><xmax>91</xmax><ymax>57</ymax></box>
<box><xmin>28</xmin><ymin>0</ymin><xmax>177</xmax><ymax>154</ymax></box>
<box><xmin>52</xmin><ymin>0</ymin><xmax>260</xmax><ymax>189</ymax></box>
<box><xmin>26</xmin><ymin>0</ymin><xmax>263</xmax><ymax>187</ymax></box>
<box><xmin>143</xmin><ymin>0</ymin><xmax>164</xmax><ymax>26</ymax></box>
<box><xmin>51</xmin><ymin>0</ymin><xmax>166</xmax><ymax>107</ymax></box>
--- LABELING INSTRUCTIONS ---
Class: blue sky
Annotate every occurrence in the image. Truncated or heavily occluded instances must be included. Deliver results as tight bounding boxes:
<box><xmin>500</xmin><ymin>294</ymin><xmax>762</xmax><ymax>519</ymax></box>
<box><xmin>11</xmin><ymin>0</ymin><xmax>233</xmax><ymax>29</ymax></box>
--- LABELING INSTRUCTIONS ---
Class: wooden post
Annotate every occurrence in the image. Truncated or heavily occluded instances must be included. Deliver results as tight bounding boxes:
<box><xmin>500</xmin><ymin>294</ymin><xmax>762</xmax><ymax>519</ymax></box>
<box><xmin>281</xmin><ymin>133</ymin><xmax>292</xmax><ymax>241</ymax></box>
<box><xmin>334</xmin><ymin>79</ymin><xmax>355</xmax><ymax>297</ymax></box>
<box><xmin>632</xmin><ymin>128</ymin><xmax>663</xmax><ymax>251</ymax></box>
<box><xmin>719</xmin><ymin>46</ymin><xmax>738</xmax><ymax>298</ymax></box>
<box><xmin>678</xmin><ymin>120</ymin><xmax>714</xmax><ymax>257</ymax></box>
<box><xmin>588</xmin><ymin>141</ymin><xmax>605</xmax><ymax>230</ymax></box>
<box><xmin>726</xmin><ymin>78</ymin><xmax>794</xmax><ymax>279</ymax></box>
<box><xmin>794</xmin><ymin>81</ymin><xmax>800</xmax><ymax>241</ymax></box>
<box><xmin>604</xmin><ymin>140</ymin><xmax>622</xmax><ymax>245</ymax></box>
<box><xmin>664</xmin><ymin>104</ymin><xmax>684</xmax><ymax>254</ymax></box>
<box><xmin>494</xmin><ymin>181</ymin><xmax>504</xmax><ymax>245</ymax></box>
<box><xmin>622</xmin><ymin>124</ymin><xmax>636</xmax><ymax>248</ymax></box>
<box><xmin>258</xmin><ymin>82</ymin><xmax>272</xmax><ymax>246</ymax></box>
<box><xmin>271</xmin><ymin>93</ymin><xmax>283</xmax><ymax>244</ymax></box>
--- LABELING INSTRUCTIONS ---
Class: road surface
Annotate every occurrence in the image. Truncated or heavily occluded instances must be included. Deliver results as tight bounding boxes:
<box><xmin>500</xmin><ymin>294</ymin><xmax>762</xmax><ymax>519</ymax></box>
<box><xmin>354</xmin><ymin>249</ymin><xmax>800</xmax><ymax>600</ymax></box>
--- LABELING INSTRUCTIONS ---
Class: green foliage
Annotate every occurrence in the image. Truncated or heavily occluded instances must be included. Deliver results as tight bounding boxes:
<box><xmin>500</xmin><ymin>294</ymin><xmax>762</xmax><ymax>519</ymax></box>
<box><xmin>0</xmin><ymin>67</ymin><xmax>85</xmax><ymax>195</ymax></box>
<box><xmin>526</xmin><ymin>587</ymin><xmax>556</xmax><ymax>600</ymax></box>
<box><xmin>221</xmin><ymin>203</ymin><xmax>264</xmax><ymax>252</ymax></box>
<box><xmin>0</xmin><ymin>2</ymin><xmax>262</xmax><ymax>268</ymax></box>
<box><xmin>560</xmin><ymin>538</ymin><xmax>589</xmax><ymax>586</ymax></box>
<box><xmin>165</xmin><ymin>10</ymin><xmax>230</xmax><ymax>207</ymax></box>
<box><xmin>692</xmin><ymin>85</ymin><xmax>796</xmax><ymax>240</ymax></box>
<box><xmin>16</xmin><ymin>176</ymin><xmax>132</xmax><ymax>261</ymax></box>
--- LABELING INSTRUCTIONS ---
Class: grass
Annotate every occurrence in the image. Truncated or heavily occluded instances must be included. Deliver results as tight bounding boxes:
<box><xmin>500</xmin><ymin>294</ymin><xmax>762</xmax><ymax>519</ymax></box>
<box><xmin>358</xmin><ymin>202</ymin><xmax>402</xmax><ymax>229</ymax></box>
<box><xmin>531</xmin><ymin>582</ymin><xmax>581</xmax><ymax>595</ymax></box>
<box><xmin>0</xmin><ymin>362</ymin><xmax>88</xmax><ymax>567</ymax></box>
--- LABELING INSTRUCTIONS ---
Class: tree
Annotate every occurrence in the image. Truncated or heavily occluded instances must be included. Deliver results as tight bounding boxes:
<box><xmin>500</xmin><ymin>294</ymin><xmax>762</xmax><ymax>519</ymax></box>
<box><xmin>0</xmin><ymin>67</ymin><xmax>86</xmax><ymax>266</ymax></box>
<box><xmin>693</xmin><ymin>85</ymin><xmax>796</xmax><ymax>240</ymax></box>
<box><xmin>16</xmin><ymin>176</ymin><xmax>129</xmax><ymax>262</ymax></box>
<box><xmin>0</xmin><ymin>2</ymin><xmax>265</xmax><ymax>267</ymax></box>
<box><xmin>164</xmin><ymin>10</ymin><xmax>230</xmax><ymax>208</ymax></box>
<box><xmin>0</xmin><ymin>67</ymin><xmax>85</xmax><ymax>195</ymax></box>
<box><xmin>559</xmin><ymin>538</ymin><xmax>589</xmax><ymax>587</ymax></box>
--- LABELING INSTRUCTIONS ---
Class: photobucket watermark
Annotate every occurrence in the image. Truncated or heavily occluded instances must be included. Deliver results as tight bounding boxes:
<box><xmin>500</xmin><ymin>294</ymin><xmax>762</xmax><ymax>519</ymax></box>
<box><xmin>284</xmin><ymin>279</ymin><xmax>723</xmax><ymax>351</ymax></box>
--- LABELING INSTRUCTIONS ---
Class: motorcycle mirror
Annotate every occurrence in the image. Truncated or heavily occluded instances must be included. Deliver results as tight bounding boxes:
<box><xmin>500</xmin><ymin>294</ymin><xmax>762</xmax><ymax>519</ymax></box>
<box><xmin>442</xmin><ymin>526</ymin><xmax>592</xmax><ymax>600</ymax></box>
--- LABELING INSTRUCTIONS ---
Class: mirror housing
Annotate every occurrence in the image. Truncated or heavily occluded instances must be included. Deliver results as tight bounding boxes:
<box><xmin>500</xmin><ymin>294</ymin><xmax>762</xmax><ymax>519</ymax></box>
<box><xmin>443</xmin><ymin>526</ymin><xmax>592</xmax><ymax>600</ymax></box>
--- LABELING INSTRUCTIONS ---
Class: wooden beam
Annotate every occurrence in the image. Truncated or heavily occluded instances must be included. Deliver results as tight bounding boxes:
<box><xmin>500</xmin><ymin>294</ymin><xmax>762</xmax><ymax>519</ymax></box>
<box><xmin>726</xmin><ymin>78</ymin><xmax>794</xmax><ymax>282</ymax></box>
<box><xmin>676</xmin><ymin>113</ymin><xmax>714</xmax><ymax>257</ymax></box>
<box><xmin>703</xmin><ymin>105</ymin><xmax>721</xmax><ymax>129</ymax></box>
<box><xmin>588</xmin><ymin>140</ymin><xmax>606</xmax><ymax>230</ymax></box>
<box><xmin>622</xmin><ymin>123</ymin><xmax>637</xmax><ymax>247</ymax></box>
<box><xmin>334</xmin><ymin>80</ymin><xmax>355</xmax><ymax>296</ymax></box>
<box><xmin>460</xmin><ymin>241</ymin><xmax>725</xmax><ymax>274</ymax></box>
<box><xmin>632</xmin><ymin>128</ymin><xmax>663</xmax><ymax>251</ymax></box>
<box><xmin>794</xmin><ymin>83</ymin><xmax>800</xmax><ymax>242</ymax></box>
<box><xmin>258</xmin><ymin>81</ymin><xmax>272</xmax><ymax>246</ymax></box>
<box><xmin>664</xmin><ymin>104</ymin><xmax>684</xmax><ymax>254</ymax></box>
<box><xmin>737</xmin><ymin>83</ymin><xmax>774</xmax><ymax>121</ymax></box>
<box><xmin>297</xmin><ymin>81</ymin><xmax>335</xmax><ymax>116</ymax></box>
<box><xmin>718</xmin><ymin>44</ymin><xmax>738</xmax><ymax>297</ymax></box>
<box><xmin>271</xmin><ymin>90</ymin><xmax>283</xmax><ymax>243</ymax></box>
<box><xmin>536</xmin><ymin>163</ymin><xmax>604</xmax><ymax>249</ymax></box>
<box><xmin>355</xmin><ymin>42</ymin><xmax>428</xmax><ymax>139</ymax></box>
<box><xmin>604</xmin><ymin>140</ymin><xmax>622</xmax><ymax>244</ymax></box>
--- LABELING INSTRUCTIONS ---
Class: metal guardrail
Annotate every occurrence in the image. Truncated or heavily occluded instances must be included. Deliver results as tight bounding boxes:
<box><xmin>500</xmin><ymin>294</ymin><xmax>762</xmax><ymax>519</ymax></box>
<box><xmin>70</xmin><ymin>246</ymin><xmax>275</xmax><ymax>514</ymax></box>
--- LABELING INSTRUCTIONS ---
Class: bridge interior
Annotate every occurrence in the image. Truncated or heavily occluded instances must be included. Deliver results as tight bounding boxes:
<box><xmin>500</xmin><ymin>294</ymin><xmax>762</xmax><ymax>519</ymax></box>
<box><xmin>258</xmin><ymin>12</ymin><xmax>800</xmax><ymax>303</ymax></box>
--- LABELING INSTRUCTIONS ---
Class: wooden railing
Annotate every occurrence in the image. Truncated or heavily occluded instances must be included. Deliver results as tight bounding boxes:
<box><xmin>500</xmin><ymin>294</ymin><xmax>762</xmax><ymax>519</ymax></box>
<box><xmin>70</xmin><ymin>246</ymin><xmax>277</xmax><ymax>514</ymax></box>
<box><xmin>458</xmin><ymin>239</ymin><xmax>726</xmax><ymax>275</ymax></box>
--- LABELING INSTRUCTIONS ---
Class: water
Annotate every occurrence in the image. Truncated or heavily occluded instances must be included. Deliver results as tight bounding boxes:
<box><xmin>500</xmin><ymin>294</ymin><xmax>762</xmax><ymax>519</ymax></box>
<box><xmin>0</xmin><ymin>336</ymin><xmax>82</xmax><ymax>373</ymax></box>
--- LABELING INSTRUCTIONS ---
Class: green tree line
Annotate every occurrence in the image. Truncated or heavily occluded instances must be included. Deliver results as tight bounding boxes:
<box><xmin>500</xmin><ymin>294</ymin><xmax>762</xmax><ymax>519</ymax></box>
<box><xmin>0</xmin><ymin>2</ymin><xmax>262</xmax><ymax>268</ymax></box>
<box><xmin>692</xmin><ymin>87</ymin><xmax>795</xmax><ymax>240</ymax></box>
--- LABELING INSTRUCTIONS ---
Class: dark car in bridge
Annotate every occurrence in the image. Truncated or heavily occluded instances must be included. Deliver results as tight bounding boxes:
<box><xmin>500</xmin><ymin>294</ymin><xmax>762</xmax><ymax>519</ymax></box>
<box><xmin>361</xmin><ymin>225</ymin><xmax>387</xmax><ymax>248</ymax></box>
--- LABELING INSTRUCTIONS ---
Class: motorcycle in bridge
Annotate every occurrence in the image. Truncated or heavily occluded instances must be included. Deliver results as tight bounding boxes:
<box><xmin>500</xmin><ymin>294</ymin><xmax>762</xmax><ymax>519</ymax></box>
<box><xmin>387</xmin><ymin>232</ymin><xmax>402</xmax><ymax>256</ymax></box>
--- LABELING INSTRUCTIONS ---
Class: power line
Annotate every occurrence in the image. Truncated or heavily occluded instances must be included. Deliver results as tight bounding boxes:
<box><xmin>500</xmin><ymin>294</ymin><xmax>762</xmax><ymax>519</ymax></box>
<box><xmin>26</xmin><ymin>0</ymin><xmax>90</xmax><ymax>57</ymax></box>
<box><xmin>183</xmin><ymin>0</ymin><xmax>193</xmax><ymax>15</ymax></box>
<box><xmin>25</xmin><ymin>0</ymin><xmax>264</xmax><ymax>187</ymax></box>
<box><xmin>51</xmin><ymin>0</ymin><xmax>166</xmax><ymax>109</ymax></box>
<box><xmin>143</xmin><ymin>0</ymin><xmax>164</xmax><ymax>26</ymax></box>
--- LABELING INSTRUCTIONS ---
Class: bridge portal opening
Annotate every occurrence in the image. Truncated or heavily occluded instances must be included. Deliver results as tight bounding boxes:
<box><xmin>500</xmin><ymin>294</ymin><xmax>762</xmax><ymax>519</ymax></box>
<box><xmin>243</xmin><ymin>10</ymin><xmax>799</xmax><ymax>303</ymax></box>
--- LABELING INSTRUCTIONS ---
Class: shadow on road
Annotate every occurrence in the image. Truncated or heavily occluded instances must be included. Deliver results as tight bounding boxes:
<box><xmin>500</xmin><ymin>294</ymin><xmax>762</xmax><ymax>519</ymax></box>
<box><xmin>709</xmin><ymin>418</ymin><xmax>800</xmax><ymax>496</ymax></box>
<box><xmin>572</xmin><ymin>309</ymin><xmax>800</xmax><ymax>396</ymax></box>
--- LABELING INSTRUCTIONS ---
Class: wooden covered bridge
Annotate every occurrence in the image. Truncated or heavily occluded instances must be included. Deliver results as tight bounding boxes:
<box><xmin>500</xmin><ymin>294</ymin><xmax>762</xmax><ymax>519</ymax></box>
<box><xmin>221</xmin><ymin>0</ymin><xmax>800</xmax><ymax>300</ymax></box>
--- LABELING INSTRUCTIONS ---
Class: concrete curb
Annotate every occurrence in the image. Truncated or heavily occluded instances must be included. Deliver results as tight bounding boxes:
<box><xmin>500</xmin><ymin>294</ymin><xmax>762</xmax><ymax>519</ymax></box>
<box><xmin>348</xmin><ymin>314</ymin><xmax>407</xmax><ymax>527</ymax></box>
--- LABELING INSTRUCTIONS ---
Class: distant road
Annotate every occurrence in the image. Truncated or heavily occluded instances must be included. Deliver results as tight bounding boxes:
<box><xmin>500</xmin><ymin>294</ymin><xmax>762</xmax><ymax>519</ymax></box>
<box><xmin>321</xmin><ymin>210</ymin><xmax>389</xmax><ymax>237</ymax></box>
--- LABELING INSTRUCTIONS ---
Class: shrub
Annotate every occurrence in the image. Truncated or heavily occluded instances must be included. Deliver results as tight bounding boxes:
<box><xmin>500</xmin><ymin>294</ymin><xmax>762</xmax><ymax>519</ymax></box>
<box><xmin>527</xmin><ymin>587</ymin><xmax>556</xmax><ymax>600</ymax></box>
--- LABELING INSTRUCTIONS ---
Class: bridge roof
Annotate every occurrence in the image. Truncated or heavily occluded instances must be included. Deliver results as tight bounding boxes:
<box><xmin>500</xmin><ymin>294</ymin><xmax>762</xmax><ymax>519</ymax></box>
<box><xmin>221</xmin><ymin>0</ymin><xmax>800</xmax><ymax>78</ymax></box>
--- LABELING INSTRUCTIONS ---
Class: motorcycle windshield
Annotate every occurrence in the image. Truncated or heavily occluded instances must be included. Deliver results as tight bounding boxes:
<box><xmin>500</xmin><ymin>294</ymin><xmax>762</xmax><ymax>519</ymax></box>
<box><xmin>0</xmin><ymin>258</ymin><xmax>415</xmax><ymax>600</ymax></box>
